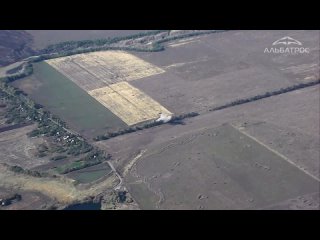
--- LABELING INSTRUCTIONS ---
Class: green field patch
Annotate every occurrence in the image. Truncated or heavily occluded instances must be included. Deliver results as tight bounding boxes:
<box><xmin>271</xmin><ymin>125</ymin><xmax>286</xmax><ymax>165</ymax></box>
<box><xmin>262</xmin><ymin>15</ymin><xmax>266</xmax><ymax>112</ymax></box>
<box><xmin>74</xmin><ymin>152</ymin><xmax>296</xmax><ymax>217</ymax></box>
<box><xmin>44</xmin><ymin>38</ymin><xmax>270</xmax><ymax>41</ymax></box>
<box><xmin>67</xmin><ymin>164</ymin><xmax>112</xmax><ymax>183</ymax></box>
<box><xmin>12</xmin><ymin>62</ymin><xmax>126</xmax><ymax>138</ymax></box>
<box><xmin>55</xmin><ymin>159</ymin><xmax>101</xmax><ymax>174</ymax></box>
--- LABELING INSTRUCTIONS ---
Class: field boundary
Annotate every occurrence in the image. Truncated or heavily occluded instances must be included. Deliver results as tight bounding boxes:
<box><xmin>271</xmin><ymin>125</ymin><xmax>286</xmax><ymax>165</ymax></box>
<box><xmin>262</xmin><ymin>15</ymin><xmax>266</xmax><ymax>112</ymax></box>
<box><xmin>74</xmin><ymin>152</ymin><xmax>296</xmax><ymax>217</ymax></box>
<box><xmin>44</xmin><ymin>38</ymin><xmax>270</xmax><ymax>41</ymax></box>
<box><xmin>231</xmin><ymin>124</ymin><xmax>320</xmax><ymax>182</ymax></box>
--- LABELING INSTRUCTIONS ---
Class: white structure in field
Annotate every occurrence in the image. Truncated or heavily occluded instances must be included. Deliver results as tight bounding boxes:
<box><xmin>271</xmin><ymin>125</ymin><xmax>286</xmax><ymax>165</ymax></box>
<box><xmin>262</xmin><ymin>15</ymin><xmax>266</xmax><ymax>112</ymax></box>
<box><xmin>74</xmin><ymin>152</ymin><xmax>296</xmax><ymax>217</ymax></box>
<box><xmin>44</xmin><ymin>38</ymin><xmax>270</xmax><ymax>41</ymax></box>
<box><xmin>156</xmin><ymin>113</ymin><xmax>172</xmax><ymax>123</ymax></box>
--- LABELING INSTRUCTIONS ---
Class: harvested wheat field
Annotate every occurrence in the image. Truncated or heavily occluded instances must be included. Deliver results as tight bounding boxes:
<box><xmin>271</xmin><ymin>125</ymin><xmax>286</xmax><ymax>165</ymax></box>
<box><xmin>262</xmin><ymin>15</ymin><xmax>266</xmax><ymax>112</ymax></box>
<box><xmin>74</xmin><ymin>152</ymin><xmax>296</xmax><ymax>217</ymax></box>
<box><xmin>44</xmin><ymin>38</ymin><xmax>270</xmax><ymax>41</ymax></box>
<box><xmin>89</xmin><ymin>82</ymin><xmax>172</xmax><ymax>125</ymax></box>
<box><xmin>46</xmin><ymin>51</ymin><xmax>165</xmax><ymax>91</ymax></box>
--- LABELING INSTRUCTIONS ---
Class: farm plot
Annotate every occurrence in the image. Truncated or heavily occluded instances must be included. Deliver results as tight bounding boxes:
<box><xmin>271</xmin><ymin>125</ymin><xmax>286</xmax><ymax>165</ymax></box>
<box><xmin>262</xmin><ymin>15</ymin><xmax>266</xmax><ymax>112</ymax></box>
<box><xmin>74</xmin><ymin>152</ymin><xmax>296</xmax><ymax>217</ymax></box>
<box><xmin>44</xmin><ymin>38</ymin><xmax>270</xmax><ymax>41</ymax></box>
<box><xmin>125</xmin><ymin>124</ymin><xmax>319</xmax><ymax>210</ymax></box>
<box><xmin>131</xmin><ymin>30</ymin><xmax>319</xmax><ymax>114</ymax></box>
<box><xmin>44</xmin><ymin>51</ymin><xmax>171</xmax><ymax>126</ymax></box>
<box><xmin>67</xmin><ymin>163</ymin><xmax>112</xmax><ymax>184</ymax></box>
<box><xmin>46</xmin><ymin>51</ymin><xmax>165</xmax><ymax>91</ymax></box>
<box><xmin>89</xmin><ymin>82</ymin><xmax>172</xmax><ymax>125</ymax></box>
<box><xmin>12</xmin><ymin>62</ymin><xmax>126</xmax><ymax>138</ymax></box>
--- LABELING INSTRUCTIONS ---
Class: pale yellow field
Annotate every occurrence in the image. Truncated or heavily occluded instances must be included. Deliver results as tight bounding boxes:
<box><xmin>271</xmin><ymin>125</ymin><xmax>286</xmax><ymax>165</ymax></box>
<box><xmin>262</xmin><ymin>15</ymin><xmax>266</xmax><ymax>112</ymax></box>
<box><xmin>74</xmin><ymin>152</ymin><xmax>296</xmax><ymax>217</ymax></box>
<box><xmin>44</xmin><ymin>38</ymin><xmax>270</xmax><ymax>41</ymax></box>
<box><xmin>46</xmin><ymin>51</ymin><xmax>165</xmax><ymax>91</ymax></box>
<box><xmin>89</xmin><ymin>82</ymin><xmax>172</xmax><ymax>125</ymax></box>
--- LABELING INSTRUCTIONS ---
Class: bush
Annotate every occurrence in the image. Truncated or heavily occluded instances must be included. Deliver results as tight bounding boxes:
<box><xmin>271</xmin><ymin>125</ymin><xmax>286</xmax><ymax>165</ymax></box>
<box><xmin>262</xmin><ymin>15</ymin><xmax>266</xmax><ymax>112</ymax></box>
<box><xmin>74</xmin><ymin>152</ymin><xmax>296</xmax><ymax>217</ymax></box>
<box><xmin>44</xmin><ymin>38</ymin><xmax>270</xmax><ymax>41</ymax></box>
<box><xmin>50</xmin><ymin>155</ymin><xmax>67</xmax><ymax>161</ymax></box>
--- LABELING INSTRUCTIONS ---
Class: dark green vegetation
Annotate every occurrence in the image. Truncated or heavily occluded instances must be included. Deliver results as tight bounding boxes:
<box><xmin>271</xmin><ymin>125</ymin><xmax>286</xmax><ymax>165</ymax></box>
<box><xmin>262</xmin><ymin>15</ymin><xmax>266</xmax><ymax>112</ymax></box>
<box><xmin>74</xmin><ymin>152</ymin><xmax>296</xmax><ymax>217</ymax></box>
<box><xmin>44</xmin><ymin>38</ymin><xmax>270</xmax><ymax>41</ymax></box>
<box><xmin>64</xmin><ymin>201</ymin><xmax>101</xmax><ymax>210</ymax></box>
<box><xmin>93</xmin><ymin>112</ymin><xmax>199</xmax><ymax>141</ymax></box>
<box><xmin>0</xmin><ymin>83</ymin><xmax>38</xmax><ymax>125</ymax></box>
<box><xmin>55</xmin><ymin>150</ymin><xmax>110</xmax><ymax>174</ymax></box>
<box><xmin>0</xmin><ymin>193</ymin><xmax>22</xmax><ymax>206</ymax></box>
<box><xmin>9</xmin><ymin>165</ymin><xmax>51</xmax><ymax>178</ymax></box>
<box><xmin>50</xmin><ymin>155</ymin><xmax>67</xmax><ymax>161</ymax></box>
<box><xmin>1</xmin><ymin>63</ymin><xmax>33</xmax><ymax>83</ymax></box>
<box><xmin>126</xmin><ymin>124</ymin><xmax>319</xmax><ymax>209</ymax></box>
<box><xmin>15</xmin><ymin>62</ymin><xmax>126</xmax><ymax>137</ymax></box>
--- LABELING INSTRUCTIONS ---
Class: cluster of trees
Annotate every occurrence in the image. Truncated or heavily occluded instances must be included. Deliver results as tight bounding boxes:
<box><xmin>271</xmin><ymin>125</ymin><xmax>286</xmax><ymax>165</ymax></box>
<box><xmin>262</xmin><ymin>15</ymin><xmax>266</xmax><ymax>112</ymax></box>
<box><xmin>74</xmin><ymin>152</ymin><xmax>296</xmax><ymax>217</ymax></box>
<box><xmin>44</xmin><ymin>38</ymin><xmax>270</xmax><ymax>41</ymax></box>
<box><xmin>9</xmin><ymin>165</ymin><xmax>50</xmax><ymax>178</ymax></box>
<box><xmin>66</xmin><ymin>141</ymin><xmax>93</xmax><ymax>156</ymax></box>
<box><xmin>56</xmin><ymin>149</ymin><xmax>110</xmax><ymax>174</ymax></box>
<box><xmin>1</xmin><ymin>86</ymin><xmax>39</xmax><ymax>125</ymax></box>
<box><xmin>35</xmin><ymin>143</ymin><xmax>49</xmax><ymax>157</ymax></box>
<box><xmin>210</xmin><ymin>80</ymin><xmax>320</xmax><ymax>112</ymax></box>
<box><xmin>28</xmin><ymin>120</ymin><xmax>63</xmax><ymax>137</ymax></box>
<box><xmin>29</xmin><ymin>120</ymin><xmax>93</xmax><ymax>157</ymax></box>
<box><xmin>93</xmin><ymin>112</ymin><xmax>199</xmax><ymax>141</ymax></box>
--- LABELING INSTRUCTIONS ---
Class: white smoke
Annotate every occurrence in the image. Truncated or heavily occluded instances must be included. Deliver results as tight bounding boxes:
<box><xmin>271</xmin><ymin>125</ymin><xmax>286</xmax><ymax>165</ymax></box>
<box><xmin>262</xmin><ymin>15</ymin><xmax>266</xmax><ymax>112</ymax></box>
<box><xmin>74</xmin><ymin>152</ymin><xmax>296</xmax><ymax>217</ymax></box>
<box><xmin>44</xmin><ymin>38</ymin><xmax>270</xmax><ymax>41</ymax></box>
<box><xmin>156</xmin><ymin>113</ymin><xmax>172</xmax><ymax>123</ymax></box>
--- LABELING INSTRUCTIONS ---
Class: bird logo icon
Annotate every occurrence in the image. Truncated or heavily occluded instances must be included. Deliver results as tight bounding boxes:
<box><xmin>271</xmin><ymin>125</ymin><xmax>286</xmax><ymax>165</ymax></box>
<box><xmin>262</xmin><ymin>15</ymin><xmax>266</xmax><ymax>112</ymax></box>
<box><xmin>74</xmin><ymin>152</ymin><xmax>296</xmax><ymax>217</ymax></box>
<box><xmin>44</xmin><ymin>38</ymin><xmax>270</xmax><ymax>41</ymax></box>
<box><xmin>272</xmin><ymin>36</ymin><xmax>302</xmax><ymax>46</ymax></box>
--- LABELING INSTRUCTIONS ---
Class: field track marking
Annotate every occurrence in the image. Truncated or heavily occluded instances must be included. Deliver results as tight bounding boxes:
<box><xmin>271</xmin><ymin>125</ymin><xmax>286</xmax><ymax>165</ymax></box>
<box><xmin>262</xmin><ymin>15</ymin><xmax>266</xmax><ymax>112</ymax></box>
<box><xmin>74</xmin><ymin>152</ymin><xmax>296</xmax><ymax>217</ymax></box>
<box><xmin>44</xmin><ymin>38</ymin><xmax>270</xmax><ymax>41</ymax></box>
<box><xmin>231</xmin><ymin>124</ymin><xmax>320</xmax><ymax>182</ymax></box>
<box><xmin>123</xmin><ymin>149</ymin><xmax>147</xmax><ymax>177</ymax></box>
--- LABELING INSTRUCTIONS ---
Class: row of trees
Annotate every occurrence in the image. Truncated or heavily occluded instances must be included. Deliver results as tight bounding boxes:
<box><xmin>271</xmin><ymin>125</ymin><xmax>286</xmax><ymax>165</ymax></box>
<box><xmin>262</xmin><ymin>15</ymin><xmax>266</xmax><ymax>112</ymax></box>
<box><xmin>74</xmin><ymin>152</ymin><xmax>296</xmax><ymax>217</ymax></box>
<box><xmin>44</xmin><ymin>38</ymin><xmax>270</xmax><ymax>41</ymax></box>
<box><xmin>93</xmin><ymin>112</ymin><xmax>199</xmax><ymax>141</ymax></box>
<box><xmin>9</xmin><ymin>165</ymin><xmax>51</xmax><ymax>178</ymax></box>
<box><xmin>210</xmin><ymin>80</ymin><xmax>320</xmax><ymax>112</ymax></box>
<box><xmin>152</xmin><ymin>30</ymin><xmax>226</xmax><ymax>48</ymax></box>
<box><xmin>41</xmin><ymin>30</ymin><xmax>169</xmax><ymax>54</ymax></box>
<box><xmin>0</xmin><ymin>63</ymin><xmax>33</xmax><ymax>83</ymax></box>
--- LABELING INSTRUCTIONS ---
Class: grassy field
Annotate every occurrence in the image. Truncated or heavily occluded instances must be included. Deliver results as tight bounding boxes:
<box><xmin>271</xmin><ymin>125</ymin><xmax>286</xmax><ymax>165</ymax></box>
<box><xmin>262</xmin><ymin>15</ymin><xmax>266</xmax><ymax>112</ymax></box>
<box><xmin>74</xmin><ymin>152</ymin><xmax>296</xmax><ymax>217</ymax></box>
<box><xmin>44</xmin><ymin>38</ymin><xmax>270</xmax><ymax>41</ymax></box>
<box><xmin>12</xmin><ymin>62</ymin><xmax>126</xmax><ymax>138</ymax></box>
<box><xmin>67</xmin><ymin>164</ymin><xmax>112</xmax><ymax>183</ymax></box>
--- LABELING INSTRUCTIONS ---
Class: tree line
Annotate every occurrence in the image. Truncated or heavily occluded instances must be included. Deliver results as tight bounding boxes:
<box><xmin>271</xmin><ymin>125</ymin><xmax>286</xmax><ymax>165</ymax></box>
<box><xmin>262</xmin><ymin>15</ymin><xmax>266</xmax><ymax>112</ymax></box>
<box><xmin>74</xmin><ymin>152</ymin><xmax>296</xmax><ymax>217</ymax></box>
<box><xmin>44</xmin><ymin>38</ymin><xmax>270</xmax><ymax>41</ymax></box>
<box><xmin>209</xmin><ymin>79</ymin><xmax>320</xmax><ymax>112</ymax></box>
<box><xmin>93</xmin><ymin>112</ymin><xmax>199</xmax><ymax>141</ymax></box>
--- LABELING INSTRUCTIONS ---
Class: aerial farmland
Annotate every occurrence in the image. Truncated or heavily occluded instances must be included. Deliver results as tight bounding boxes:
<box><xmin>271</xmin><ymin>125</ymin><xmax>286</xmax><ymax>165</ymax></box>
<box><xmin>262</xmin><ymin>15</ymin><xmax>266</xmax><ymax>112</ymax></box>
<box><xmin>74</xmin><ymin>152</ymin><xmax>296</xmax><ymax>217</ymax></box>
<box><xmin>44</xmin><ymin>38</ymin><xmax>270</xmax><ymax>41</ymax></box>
<box><xmin>0</xmin><ymin>30</ymin><xmax>319</xmax><ymax>210</ymax></box>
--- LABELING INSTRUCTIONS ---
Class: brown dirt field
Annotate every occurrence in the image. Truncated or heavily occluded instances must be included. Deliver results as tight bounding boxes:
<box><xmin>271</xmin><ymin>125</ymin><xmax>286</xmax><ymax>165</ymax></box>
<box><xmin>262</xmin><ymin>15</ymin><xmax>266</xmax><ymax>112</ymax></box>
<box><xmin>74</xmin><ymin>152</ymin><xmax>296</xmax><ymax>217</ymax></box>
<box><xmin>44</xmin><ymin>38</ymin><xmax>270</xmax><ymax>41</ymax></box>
<box><xmin>124</xmin><ymin>124</ymin><xmax>318</xmax><ymax>209</ymax></box>
<box><xmin>0</xmin><ymin>124</ymin><xmax>51</xmax><ymax>169</ymax></box>
<box><xmin>95</xmin><ymin>85</ymin><xmax>319</xmax><ymax>209</ymax></box>
<box><xmin>130</xmin><ymin>30</ymin><xmax>319</xmax><ymax>114</ymax></box>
